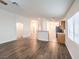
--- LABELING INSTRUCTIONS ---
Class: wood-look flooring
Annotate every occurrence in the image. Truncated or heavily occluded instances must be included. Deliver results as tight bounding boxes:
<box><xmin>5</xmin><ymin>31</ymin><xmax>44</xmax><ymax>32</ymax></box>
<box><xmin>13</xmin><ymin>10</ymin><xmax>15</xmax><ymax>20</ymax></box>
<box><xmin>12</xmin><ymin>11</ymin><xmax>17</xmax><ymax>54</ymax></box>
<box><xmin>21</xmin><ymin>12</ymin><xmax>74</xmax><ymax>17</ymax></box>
<box><xmin>0</xmin><ymin>38</ymin><xmax>72</xmax><ymax>59</ymax></box>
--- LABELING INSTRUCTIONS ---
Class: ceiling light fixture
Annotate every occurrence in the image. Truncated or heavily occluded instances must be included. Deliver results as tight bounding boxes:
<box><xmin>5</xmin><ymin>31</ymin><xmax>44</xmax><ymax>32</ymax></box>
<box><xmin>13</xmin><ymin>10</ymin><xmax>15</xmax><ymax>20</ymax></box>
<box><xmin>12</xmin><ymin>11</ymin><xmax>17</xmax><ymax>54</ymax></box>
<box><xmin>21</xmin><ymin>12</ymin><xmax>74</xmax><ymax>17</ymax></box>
<box><xmin>10</xmin><ymin>0</ymin><xmax>18</xmax><ymax>5</ymax></box>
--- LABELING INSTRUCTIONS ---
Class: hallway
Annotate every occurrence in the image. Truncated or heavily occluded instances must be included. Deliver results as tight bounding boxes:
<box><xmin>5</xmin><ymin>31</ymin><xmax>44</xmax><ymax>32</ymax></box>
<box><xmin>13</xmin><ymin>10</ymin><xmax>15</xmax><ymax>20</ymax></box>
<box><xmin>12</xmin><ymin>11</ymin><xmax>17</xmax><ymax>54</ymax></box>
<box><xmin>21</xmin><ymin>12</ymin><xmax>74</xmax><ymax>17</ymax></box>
<box><xmin>0</xmin><ymin>38</ymin><xmax>71</xmax><ymax>59</ymax></box>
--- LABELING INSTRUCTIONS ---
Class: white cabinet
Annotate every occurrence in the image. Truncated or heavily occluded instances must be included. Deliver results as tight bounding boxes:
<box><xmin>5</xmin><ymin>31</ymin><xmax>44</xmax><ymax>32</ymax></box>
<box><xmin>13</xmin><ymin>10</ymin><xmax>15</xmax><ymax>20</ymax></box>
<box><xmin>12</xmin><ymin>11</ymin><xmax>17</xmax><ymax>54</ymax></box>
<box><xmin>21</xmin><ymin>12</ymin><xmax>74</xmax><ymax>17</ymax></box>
<box><xmin>37</xmin><ymin>31</ymin><xmax>49</xmax><ymax>41</ymax></box>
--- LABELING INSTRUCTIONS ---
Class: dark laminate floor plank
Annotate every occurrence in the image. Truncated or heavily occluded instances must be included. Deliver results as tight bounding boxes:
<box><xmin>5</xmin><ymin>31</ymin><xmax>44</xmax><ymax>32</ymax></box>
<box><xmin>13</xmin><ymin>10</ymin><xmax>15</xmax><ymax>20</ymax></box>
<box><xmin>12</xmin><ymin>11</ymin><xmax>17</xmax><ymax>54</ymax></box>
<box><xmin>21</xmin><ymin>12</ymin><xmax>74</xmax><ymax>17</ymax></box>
<box><xmin>0</xmin><ymin>38</ymin><xmax>72</xmax><ymax>59</ymax></box>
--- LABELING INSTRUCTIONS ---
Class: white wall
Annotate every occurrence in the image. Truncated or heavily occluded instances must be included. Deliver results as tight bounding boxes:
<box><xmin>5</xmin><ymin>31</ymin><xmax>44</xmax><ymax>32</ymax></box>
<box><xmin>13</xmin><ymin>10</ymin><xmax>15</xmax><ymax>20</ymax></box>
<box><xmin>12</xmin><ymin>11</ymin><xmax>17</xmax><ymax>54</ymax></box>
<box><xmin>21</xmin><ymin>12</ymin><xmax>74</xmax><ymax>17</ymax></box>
<box><xmin>65</xmin><ymin>0</ymin><xmax>79</xmax><ymax>19</ymax></box>
<box><xmin>16</xmin><ymin>16</ymin><xmax>30</xmax><ymax>38</ymax></box>
<box><xmin>66</xmin><ymin>38</ymin><xmax>79</xmax><ymax>59</ymax></box>
<box><xmin>0</xmin><ymin>9</ymin><xmax>16</xmax><ymax>44</ymax></box>
<box><xmin>23</xmin><ymin>17</ymin><xmax>30</xmax><ymax>37</ymax></box>
<box><xmin>0</xmin><ymin>8</ymin><xmax>31</xmax><ymax>44</ymax></box>
<box><xmin>65</xmin><ymin>0</ymin><xmax>79</xmax><ymax>59</ymax></box>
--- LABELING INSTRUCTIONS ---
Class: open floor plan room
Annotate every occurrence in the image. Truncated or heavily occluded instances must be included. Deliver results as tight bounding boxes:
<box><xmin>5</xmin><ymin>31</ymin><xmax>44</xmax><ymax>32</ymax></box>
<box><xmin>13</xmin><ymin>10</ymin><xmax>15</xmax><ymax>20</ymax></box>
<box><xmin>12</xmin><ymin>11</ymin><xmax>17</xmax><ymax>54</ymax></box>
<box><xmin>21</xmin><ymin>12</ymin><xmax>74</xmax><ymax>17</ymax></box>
<box><xmin>0</xmin><ymin>0</ymin><xmax>79</xmax><ymax>59</ymax></box>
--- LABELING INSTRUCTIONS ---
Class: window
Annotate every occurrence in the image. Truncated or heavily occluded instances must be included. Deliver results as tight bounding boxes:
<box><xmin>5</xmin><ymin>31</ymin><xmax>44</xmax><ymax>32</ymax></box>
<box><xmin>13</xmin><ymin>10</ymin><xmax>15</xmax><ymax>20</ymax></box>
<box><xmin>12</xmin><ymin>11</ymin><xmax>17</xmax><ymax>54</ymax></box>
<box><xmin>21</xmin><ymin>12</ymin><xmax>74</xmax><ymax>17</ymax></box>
<box><xmin>74</xmin><ymin>12</ymin><xmax>79</xmax><ymax>44</ymax></box>
<box><xmin>68</xmin><ymin>16</ymin><xmax>74</xmax><ymax>41</ymax></box>
<box><xmin>68</xmin><ymin>11</ymin><xmax>79</xmax><ymax>44</ymax></box>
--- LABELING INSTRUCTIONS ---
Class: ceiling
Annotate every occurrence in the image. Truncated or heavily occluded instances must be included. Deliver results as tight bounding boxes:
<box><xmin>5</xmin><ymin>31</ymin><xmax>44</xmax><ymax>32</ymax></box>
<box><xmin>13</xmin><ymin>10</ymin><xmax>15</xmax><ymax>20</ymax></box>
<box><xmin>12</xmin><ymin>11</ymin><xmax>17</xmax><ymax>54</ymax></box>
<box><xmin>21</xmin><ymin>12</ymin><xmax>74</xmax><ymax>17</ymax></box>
<box><xmin>0</xmin><ymin>0</ymin><xmax>74</xmax><ymax>19</ymax></box>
